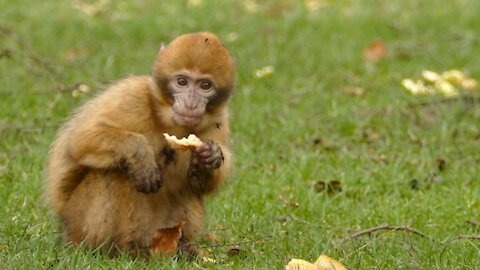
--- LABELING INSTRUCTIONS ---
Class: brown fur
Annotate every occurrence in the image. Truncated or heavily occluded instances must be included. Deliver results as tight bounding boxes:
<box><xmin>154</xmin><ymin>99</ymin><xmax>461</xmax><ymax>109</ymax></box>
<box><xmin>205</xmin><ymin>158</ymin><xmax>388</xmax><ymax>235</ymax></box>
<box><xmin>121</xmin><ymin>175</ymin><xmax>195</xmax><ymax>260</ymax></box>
<box><xmin>45</xmin><ymin>32</ymin><xmax>234</xmax><ymax>256</ymax></box>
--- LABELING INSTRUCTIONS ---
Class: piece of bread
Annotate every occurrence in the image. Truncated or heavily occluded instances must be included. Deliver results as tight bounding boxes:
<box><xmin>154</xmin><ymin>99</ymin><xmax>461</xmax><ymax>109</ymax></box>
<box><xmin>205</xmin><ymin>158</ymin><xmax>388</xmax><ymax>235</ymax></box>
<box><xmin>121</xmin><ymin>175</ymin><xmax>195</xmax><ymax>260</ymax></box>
<box><xmin>163</xmin><ymin>133</ymin><xmax>203</xmax><ymax>150</ymax></box>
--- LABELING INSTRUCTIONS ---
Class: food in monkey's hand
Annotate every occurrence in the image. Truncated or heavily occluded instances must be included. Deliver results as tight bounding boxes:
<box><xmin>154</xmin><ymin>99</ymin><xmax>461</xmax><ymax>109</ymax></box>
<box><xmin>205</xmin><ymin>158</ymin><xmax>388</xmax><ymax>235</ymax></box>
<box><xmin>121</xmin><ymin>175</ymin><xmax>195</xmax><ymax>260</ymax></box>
<box><xmin>150</xmin><ymin>221</ymin><xmax>185</xmax><ymax>256</ymax></box>
<box><xmin>163</xmin><ymin>133</ymin><xmax>203</xmax><ymax>150</ymax></box>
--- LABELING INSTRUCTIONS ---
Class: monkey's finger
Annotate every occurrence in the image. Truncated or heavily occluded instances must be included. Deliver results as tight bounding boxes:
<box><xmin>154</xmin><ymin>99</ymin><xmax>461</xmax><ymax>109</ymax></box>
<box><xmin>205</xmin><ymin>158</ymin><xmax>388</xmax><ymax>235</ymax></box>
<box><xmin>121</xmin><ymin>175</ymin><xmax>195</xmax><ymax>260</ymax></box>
<box><xmin>149</xmin><ymin>181</ymin><xmax>159</xmax><ymax>193</ymax></box>
<box><xmin>201</xmin><ymin>157</ymin><xmax>222</xmax><ymax>170</ymax></box>
<box><xmin>200</xmin><ymin>155</ymin><xmax>217</xmax><ymax>164</ymax></box>
<box><xmin>150</xmin><ymin>172</ymin><xmax>163</xmax><ymax>192</ymax></box>
<box><xmin>194</xmin><ymin>143</ymin><xmax>210</xmax><ymax>154</ymax></box>
<box><xmin>198</xmin><ymin>150</ymin><xmax>213</xmax><ymax>158</ymax></box>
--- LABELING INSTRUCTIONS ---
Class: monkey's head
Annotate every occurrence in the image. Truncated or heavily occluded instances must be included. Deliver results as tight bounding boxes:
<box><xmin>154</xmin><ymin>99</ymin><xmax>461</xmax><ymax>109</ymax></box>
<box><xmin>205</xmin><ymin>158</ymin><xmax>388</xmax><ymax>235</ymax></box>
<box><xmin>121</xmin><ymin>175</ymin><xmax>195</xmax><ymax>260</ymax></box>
<box><xmin>152</xmin><ymin>32</ymin><xmax>236</xmax><ymax>128</ymax></box>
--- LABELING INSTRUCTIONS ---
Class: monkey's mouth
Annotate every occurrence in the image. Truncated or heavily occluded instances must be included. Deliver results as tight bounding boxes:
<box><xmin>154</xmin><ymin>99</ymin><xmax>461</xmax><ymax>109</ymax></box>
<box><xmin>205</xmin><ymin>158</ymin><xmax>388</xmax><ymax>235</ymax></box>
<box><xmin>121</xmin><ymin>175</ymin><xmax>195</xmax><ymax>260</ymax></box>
<box><xmin>173</xmin><ymin>112</ymin><xmax>202</xmax><ymax>127</ymax></box>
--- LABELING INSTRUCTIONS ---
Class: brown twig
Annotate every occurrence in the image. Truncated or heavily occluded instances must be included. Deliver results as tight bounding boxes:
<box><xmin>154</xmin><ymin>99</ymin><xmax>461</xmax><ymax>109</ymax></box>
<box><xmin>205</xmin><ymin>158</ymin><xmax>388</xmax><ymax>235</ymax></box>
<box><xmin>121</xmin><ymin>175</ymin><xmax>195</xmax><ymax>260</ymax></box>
<box><xmin>467</xmin><ymin>220</ymin><xmax>479</xmax><ymax>227</ymax></box>
<box><xmin>443</xmin><ymin>235</ymin><xmax>480</xmax><ymax>243</ymax></box>
<box><xmin>345</xmin><ymin>224</ymin><xmax>437</xmax><ymax>242</ymax></box>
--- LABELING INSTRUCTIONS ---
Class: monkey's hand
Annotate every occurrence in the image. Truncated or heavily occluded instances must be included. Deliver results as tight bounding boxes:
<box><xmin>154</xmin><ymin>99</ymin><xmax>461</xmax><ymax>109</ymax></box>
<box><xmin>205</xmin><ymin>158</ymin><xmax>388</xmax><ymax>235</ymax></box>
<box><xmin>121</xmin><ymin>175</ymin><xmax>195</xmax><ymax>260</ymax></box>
<box><xmin>188</xmin><ymin>141</ymin><xmax>225</xmax><ymax>194</ymax></box>
<box><xmin>190</xmin><ymin>141</ymin><xmax>224</xmax><ymax>171</ymax></box>
<box><xmin>126</xmin><ymin>149</ymin><xmax>163</xmax><ymax>193</ymax></box>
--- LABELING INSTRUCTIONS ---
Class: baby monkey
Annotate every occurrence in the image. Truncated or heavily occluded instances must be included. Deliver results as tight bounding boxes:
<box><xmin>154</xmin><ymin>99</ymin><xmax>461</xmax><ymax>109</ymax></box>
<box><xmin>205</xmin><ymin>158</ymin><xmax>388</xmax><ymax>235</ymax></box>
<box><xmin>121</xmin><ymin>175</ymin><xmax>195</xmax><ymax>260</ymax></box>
<box><xmin>45</xmin><ymin>32</ymin><xmax>235</xmax><ymax>257</ymax></box>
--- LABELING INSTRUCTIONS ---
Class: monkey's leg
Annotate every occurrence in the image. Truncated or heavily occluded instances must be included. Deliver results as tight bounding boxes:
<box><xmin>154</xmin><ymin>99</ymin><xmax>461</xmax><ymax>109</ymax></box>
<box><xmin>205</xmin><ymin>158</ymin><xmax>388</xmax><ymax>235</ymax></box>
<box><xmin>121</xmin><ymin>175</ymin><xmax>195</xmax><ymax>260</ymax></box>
<box><xmin>69</xmin><ymin>127</ymin><xmax>162</xmax><ymax>193</ymax></box>
<box><xmin>62</xmin><ymin>171</ymin><xmax>156</xmax><ymax>256</ymax></box>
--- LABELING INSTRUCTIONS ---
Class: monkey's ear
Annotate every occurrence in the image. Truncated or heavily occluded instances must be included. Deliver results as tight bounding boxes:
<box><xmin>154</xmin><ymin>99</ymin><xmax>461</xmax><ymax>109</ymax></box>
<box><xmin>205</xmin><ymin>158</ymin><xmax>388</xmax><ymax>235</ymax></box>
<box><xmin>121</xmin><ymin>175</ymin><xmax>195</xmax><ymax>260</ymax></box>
<box><xmin>158</xmin><ymin>43</ymin><xmax>166</xmax><ymax>52</ymax></box>
<box><xmin>232</xmin><ymin>57</ymin><xmax>237</xmax><ymax>65</ymax></box>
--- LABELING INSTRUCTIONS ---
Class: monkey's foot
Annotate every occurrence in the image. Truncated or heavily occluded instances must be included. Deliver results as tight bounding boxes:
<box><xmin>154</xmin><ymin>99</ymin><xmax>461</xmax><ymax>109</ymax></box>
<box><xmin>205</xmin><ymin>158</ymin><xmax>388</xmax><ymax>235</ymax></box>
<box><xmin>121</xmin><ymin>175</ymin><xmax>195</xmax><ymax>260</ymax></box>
<box><xmin>178</xmin><ymin>239</ymin><xmax>199</xmax><ymax>260</ymax></box>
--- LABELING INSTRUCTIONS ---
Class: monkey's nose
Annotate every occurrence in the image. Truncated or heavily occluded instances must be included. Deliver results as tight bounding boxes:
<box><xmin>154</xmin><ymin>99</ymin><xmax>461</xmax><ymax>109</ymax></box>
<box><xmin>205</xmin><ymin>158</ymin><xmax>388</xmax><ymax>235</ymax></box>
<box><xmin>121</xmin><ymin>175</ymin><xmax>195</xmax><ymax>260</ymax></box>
<box><xmin>185</xmin><ymin>102</ymin><xmax>198</xmax><ymax>110</ymax></box>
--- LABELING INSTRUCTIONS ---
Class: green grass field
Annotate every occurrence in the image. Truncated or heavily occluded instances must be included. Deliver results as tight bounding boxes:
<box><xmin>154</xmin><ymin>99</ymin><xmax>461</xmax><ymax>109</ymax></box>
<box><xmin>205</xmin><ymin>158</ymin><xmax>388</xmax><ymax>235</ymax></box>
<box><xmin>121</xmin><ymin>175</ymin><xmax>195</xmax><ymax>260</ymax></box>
<box><xmin>1</xmin><ymin>0</ymin><xmax>479</xmax><ymax>269</ymax></box>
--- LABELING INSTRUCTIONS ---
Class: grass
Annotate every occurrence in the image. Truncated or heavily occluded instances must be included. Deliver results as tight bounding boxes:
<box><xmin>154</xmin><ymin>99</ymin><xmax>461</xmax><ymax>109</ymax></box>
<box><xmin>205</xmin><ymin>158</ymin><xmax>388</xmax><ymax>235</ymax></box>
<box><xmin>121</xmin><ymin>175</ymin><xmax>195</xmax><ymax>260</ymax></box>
<box><xmin>1</xmin><ymin>0</ymin><xmax>480</xmax><ymax>269</ymax></box>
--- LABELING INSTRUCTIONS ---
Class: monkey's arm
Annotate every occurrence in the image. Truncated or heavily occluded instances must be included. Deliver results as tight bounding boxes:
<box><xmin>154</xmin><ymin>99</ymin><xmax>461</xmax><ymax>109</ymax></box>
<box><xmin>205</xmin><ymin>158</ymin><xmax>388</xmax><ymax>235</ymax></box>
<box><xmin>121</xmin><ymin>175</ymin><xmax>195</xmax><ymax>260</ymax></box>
<box><xmin>68</xmin><ymin>125</ymin><xmax>163</xmax><ymax>193</ymax></box>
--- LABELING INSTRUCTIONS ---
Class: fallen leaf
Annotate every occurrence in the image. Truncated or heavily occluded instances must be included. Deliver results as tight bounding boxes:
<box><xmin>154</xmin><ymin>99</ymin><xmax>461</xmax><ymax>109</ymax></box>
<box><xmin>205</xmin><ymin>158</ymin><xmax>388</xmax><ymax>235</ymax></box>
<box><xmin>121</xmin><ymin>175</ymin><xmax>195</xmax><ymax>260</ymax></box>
<box><xmin>312</xmin><ymin>138</ymin><xmax>338</xmax><ymax>151</ymax></box>
<box><xmin>434</xmin><ymin>80</ymin><xmax>457</xmax><ymax>97</ymax></box>
<box><xmin>279</xmin><ymin>194</ymin><xmax>300</xmax><ymax>208</ymax></box>
<box><xmin>305</xmin><ymin>0</ymin><xmax>329</xmax><ymax>12</ymax></box>
<box><xmin>362</xmin><ymin>129</ymin><xmax>379</xmax><ymax>143</ymax></box>
<box><xmin>253</xmin><ymin>66</ymin><xmax>274</xmax><ymax>78</ymax></box>
<box><xmin>313</xmin><ymin>180</ymin><xmax>342</xmax><ymax>195</ymax></box>
<box><xmin>285</xmin><ymin>259</ymin><xmax>316</xmax><ymax>270</ymax></box>
<box><xmin>201</xmin><ymin>256</ymin><xmax>217</xmax><ymax>263</ymax></box>
<box><xmin>401</xmin><ymin>69</ymin><xmax>477</xmax><ymax>97</ymax></box>
<box><xmin>267</xmin><ymin>163</ymin><xmax>277</xmax><ymax>172</ymax></box>
<box><xmin>370</xmin><ymin>153</ymin><xmax>388</xmax><ymax>163</ymax></box>
<box><xmin>203</xmin><ymin>232</ymin><xmax>221</xmax><ymax>244</ymax></box>
<box><xmin>436</xmin><ymin>157</ymin><xmax>447</xmax><ymax>171</ymax></box>
<box><xmin>150</xmin><ymin>221</ymin><xmax>185</xmax><ymax>256</ymax></box>
<box><xmin>187</xmin><ymin>0</ymin><xmax>202</xmax><ymax>8</ymax></box>
<box><xmin>343</xmin><ymin>87</ymin><xmax>366</xmax><ymax>96</ymax></box>
<box><xmin>277</xmin><ymin>216</ymin><xmax>288</xmax><ymax>223</ymax></box>
<box><xmin>409</xmin><ymin>178</ymin><xmax>420</xmax><ymax>190</ymax></box>
<box><xmin>363</xmin><ymin>40</ymin><xmax>388</xmax><ymax>62</ymax></box>
<box><xmin>286</xmin><ymin>255</ymin><xmax>348</xmax><ymax>270</ymax></box>
<box><xmin>401</xmin><ymin>79</ymin><xmax>435</xmax><ymax>95</ymax></box>
<box><xmin>461</xmin><ymin>78</ymin><xmax>477</xmax><ymax>90</ymax></box>
<box><xmin>467</xmin><ymin>220</ymin><xmax>479</xmax><ymax>227</ymax></box>
<box><xmin>226</xmin><ymin>247</ymin><xmax>241</xmax><ymax>257</ymax></box>
<box><xmin>442</xmin><ymin>69</ymin><xmax>466</xmax><ymax>85</ymax></box>
<box><xmin>314</xmin><ymin>255</ymin><xmax>348</xmax><ymax>270</ymax></box>
<box><xmin>422</xmin><ymin>70</ymin><xmax>441</xmax><ymax>82</ymax></box>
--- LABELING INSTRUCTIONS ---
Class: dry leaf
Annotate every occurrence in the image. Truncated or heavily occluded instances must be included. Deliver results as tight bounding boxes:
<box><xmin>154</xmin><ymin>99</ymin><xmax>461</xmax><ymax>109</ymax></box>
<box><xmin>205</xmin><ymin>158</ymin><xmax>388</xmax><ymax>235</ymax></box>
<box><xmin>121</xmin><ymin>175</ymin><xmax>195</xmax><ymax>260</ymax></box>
<box><xmin>343</xmin><ymin>87</ymin><xmax>366</xmax><ymax>96</ymax></box>
<box><xmin>150</xmin><ymin>221</ymin><xmax>185</xmax><ymax>256</ymax></box>
<box><xmin>285</xmin><ymin>259</ymin><xmax>316</xmax><ymax>270</ymax></box>
<box><xmin>286</xmin><ymin>255</ymin><xmax>348</xmax><ymax>270</ymax></box>
<box><xmin>279</xmin><ymin>194</ymin><xmax>300</xmax><ymax>208</ymax></box>
<box><xmin>226</xmin><ymin>247</ymin><xmax>241</xmax><ymax>257</ymax></box>
<box><xmin>436</xmin><ymin>157</ymin><xmax>447</xmax><ymax>171</ymax></box>
<box><xmin>422</xmin><ymin>70</ymin><xmax>441</xmax><ymax>82</ymax></box>
<box><xmin>313</xmin><ymin>180</ymin><xmax>342</xmax><ymax>195</ymax></box>
<box><xmin>314</xmin><ymin>255</ymin><xmax>348</xmax><ymax>270</ymax></box>
<box><xmin>253</xmin><ymin>66</ymin><xmax>274</xmax><ymax>78</ymax></box>
<box><xmin>409</xmin><ymin>178</ymin><xmax>420</xmax><ymax>190</ymax></box>
<box><xmin>203</xmin><ymin>232</ymin><xmax>220</xmax><ymax>244</ymax></box>
<box><xmin>305</xmin><ymin>0</ymin><xmax>328</xmax><ymax>12</ymax></box>
<box><xmin>363</xmin><ymin>41</ymin><xmax>388</xmax><ymax>62</ymax></box>
<box><xmin>402</xmin><ymin>69</ymin><xmax>477</xmax><ymax>97</ymax></box>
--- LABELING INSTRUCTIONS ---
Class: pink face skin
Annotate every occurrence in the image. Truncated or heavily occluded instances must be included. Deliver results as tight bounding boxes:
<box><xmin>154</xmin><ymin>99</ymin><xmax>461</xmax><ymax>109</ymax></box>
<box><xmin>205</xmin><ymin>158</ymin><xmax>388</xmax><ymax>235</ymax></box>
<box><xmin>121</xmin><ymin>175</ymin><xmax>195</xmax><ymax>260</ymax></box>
<box><xmin>168</xmin><ymin>70</ymin><xmax>217</xmax><ymax>127</ymax></box>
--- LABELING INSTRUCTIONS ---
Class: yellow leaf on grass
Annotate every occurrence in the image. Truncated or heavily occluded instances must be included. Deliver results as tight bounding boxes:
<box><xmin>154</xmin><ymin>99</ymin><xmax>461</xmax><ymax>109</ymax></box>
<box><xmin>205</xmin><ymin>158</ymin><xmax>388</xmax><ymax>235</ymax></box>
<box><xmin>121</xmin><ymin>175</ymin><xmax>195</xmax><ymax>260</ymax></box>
<box><xmin>286</xmin><ymin>254</ymin><xmax>348</xmax><ymax>270</ymax></box>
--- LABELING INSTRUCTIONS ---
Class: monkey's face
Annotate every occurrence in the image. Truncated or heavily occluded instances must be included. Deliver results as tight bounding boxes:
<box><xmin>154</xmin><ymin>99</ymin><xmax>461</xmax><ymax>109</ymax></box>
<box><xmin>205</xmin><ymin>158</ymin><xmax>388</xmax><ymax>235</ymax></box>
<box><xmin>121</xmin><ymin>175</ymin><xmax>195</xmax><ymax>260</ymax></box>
<box><xmin>168</xmin><ymin>70</ymin><xmax>217</xmax><ymax>127</ymax></box>
<box><xmin>152</xmin><ymin>32</ymin><xmax>236</xmax><ymax>128</ymax></box>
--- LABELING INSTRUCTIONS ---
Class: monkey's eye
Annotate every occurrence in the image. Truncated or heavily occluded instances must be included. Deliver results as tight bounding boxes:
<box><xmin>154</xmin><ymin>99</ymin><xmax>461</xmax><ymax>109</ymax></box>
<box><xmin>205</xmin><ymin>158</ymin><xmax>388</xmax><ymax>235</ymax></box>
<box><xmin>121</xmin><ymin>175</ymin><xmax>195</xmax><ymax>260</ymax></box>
<box><xmin>200</xmin><ymin>80</ymin><xmax>212</xmax><ymax>90</ymax></box>
<box><xmin>177</xmin><ymin>77</ymin><xmax>188</xmax><ymax>86</ymax></box>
